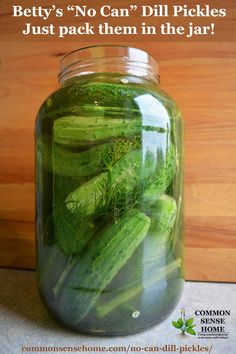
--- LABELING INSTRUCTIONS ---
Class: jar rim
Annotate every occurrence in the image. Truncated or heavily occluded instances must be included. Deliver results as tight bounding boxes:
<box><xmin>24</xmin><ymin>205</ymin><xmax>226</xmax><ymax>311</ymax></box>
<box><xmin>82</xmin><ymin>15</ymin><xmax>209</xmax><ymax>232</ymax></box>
<box><xmin>58</xmin><ymin>45</ymin><xmax>160</xmax><ymax>84</ymax></box>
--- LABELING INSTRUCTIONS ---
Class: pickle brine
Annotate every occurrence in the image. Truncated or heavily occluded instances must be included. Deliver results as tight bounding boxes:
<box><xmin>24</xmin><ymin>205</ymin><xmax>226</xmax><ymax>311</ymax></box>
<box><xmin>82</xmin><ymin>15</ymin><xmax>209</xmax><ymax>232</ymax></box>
<box><xmin>36</xmin><ymin>66</ymin><xmax>184</xmax><ymax>335</ymax></box>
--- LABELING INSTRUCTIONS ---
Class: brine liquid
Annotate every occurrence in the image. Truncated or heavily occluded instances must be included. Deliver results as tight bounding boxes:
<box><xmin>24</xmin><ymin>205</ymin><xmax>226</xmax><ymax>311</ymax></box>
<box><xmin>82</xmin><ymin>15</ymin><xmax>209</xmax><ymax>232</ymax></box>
<box><xmin>35</xmin><ymin>74</ymin><xmax>184</xmax><ymax>335</ymax></box>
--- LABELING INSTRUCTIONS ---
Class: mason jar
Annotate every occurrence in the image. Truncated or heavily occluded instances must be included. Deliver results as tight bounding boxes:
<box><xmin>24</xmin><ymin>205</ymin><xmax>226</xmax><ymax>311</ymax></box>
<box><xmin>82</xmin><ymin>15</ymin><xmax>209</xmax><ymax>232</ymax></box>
<box><xmin>35</xmin><ymin>45</ymin><xmax>184</xmax><ymax>335</ymax></box>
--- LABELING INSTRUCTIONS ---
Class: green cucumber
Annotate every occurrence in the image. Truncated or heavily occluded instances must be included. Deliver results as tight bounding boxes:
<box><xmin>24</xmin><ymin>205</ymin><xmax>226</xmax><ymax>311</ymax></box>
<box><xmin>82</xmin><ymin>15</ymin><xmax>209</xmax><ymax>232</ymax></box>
<box><xmin>65</xmin><ymin>149</ymin><xmax>156</xmax><ymax>215</ymax></box>
<box><xmin>53</xmin><ymin>116</ymin><xmax>141</xmax><ymax>148</ymax></box>
<box><xmin>51</xmin><ymin>143</ymin><xmax>104</xmax><ymax>178</ymax></box>
<box><xmin>38</xmin><ymin>136</ymin><xmax>140</xmax><ymax>177</ymax></box>
<box><xmin>95</xmin><ymin>195</ymin><xmax>178</xmax><ymax>319</ymax></box>
<box><xmin>97</xmin><ymin>259</ymin><xmax>181</xmax><ymax>318</ymax></box>
<box><xmin>41</xmin><ymin>81</ymin><xmax>153</xmax><ymax>117</ymax></box>
<box><xmin>65</xmin><ymin>172</ymin><xmax>108</xmax><ymax>215</ymax></box>
<box><xmin>78</xmin><ymin>82</ymin><xmax>151</xmax><ymax>108</ymax></box>
<box><xmin>142</xmin><ymin>144</ymin><xmax>177</xmax><ymax>205</ymax></box>
<box><xmin>37</xmin><ymin>138</ymin><xmax>109</xmax><ymax>177</ymax></box>
<box><xmin>53</xmin><ymin>115</ymin><xmax>166</xmax><ymax>149</ymax></box>
<box><xmin>149</xmin><ymin>194</ymin><xmax>177</xmax><ymax>243</ymax></box>
<box><xmin>58</xmin><ymin>210</ymin><xmax>151</xmax><ymax>324</ymax></box>
<box><xmin>54</xmin><ymin>207</ymin><xmax>95</xmax><ymax>256</ymax></box>
<box><xmin>145</xmin><ymin>195</ymin><xmax>177</xmax><ymax>266</ymax></box>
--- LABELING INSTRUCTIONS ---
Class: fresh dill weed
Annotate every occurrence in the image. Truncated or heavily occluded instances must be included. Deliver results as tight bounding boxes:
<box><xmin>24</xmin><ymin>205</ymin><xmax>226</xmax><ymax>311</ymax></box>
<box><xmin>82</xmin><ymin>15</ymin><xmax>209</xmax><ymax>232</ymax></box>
<box><xmin>35</xmin><ymin>47</ymin><xmax>184</xmax><ymax>335</ymax></box>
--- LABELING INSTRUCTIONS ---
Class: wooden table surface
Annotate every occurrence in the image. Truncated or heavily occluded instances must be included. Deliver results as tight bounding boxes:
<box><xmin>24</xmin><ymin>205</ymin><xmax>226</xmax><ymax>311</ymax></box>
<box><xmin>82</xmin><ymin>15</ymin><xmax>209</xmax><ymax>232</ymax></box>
<box><xmin>0</xmin><ymin>41</ymin><xmax>236</xmax><ymax>282</ymax></box>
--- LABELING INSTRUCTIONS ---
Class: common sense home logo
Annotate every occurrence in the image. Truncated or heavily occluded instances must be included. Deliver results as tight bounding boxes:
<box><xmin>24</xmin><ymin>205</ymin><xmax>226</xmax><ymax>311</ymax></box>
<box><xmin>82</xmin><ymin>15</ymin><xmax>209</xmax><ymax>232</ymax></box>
<box><xmin>172</xmin><ymin>308</ymin><xmax>196</xmax><ymax>336</ymax></box>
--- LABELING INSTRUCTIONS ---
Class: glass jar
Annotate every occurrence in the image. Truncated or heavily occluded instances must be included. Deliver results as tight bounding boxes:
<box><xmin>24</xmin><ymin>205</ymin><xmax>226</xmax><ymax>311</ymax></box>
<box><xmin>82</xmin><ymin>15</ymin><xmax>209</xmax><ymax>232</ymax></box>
<box><xmin>35</xmin><ymin>45</ymin><xmax>184</xmax><ymax>336</ymax></box>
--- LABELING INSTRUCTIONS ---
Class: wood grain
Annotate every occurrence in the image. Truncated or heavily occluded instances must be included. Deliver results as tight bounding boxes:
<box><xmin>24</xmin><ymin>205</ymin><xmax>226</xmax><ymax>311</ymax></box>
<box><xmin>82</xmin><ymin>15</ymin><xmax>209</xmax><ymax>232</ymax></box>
<box><xmin>185</xmin><ymin>248</ymin><xmax>236</xmax><ymax>283</ymax></box>
<box><xmin>0</xmin><ymin>41</ymin><xmax>236</xmax><ymax>282</ymax></box>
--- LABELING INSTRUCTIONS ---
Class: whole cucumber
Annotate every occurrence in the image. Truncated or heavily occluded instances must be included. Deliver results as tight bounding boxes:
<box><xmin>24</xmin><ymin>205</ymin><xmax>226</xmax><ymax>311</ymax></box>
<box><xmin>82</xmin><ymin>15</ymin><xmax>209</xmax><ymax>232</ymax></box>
<box><xmin>57</xmin><ymin>210</ymin><xmax>151</xmax><ymax>324</ymax></box>
<box><xmin>37</xmin><ymin>137</ymin><xmax>110</xmax><ymax>177</ymax></box>
<box><xmin>54</xmin><ymin>116</ymin><xmax>141</xmax><ymax>148</ymax></box>
<box><xmin>38</xmin><ymin>136</ymin><xmax>140</xmax><ymax>178</ymax></box>
<box><xmin>144</xmin><ymin>194</ymin><xmax>177</xmax><ymax>265</ymax></box>
<box><xmin>142</xmin><ymin>144</ymin><xmax>177</xmax><ymax>205</ymax></box>
<box><xmin>65</xmin><ymin>149</ymin><xmax>156</xmax><ymax>215</ymax></box>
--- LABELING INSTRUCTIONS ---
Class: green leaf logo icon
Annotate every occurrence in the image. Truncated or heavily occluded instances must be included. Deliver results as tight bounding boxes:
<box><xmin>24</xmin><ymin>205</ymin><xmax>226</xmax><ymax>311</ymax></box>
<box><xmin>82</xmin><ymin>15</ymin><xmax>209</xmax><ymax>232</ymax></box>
<box><xmin>172</xmin><ymin>309</ymin><xmax>196</xmax><ymax>336</ymax></box>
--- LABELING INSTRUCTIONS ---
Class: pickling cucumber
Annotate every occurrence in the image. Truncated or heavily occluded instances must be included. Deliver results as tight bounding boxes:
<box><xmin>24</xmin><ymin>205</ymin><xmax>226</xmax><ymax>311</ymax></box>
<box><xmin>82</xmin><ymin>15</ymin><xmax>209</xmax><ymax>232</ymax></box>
<box><xmin>38</xmin><ymin>135</ymin><xmax>140</xmax><ymax>178</ymax></box>
<box><xmin>144</xmin><ymin>194</ymin><xmax>177</xmax><ymax>268</ymax></box>
<box><xmin>54</xmin><ymin>207</ymin><xmax>95</xmax><ymax>256</ymax></box>
<box><xmin>57</xmin><ymin>210</ymin><xmax>150</xmax><ymax>324</ymax></box>
<box><xmin>97</xmin><ymin>258</ymin><xmax>181</xmax><ymax>318</ymax></box>
<box><xmin>54</xmin><ymin>116</ymin><xmax>141</xmax><ymax>148</ymax></box>
<box><xmin>142</xmin><ymin>144</ymin><xmax>177</xmax><ymax>206</ymax></box>
<box><xmin>149</xmin><ymin>194</ymin><xmax>177</xmax><ymax>243</ymax></box>
<box><xmin>37</xmin><ymin>138</ymin><xmax>110</xmax><ymax>177</ymax></box>
<box><xmin>65</xmin><ymin>149</ymin><xmax>156</xmax><ymax>215</ymax></box>
<box><xmin>40</xmin><ymin>81</ymin><xmax>154</xmax><ymax>118</ymax></box>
